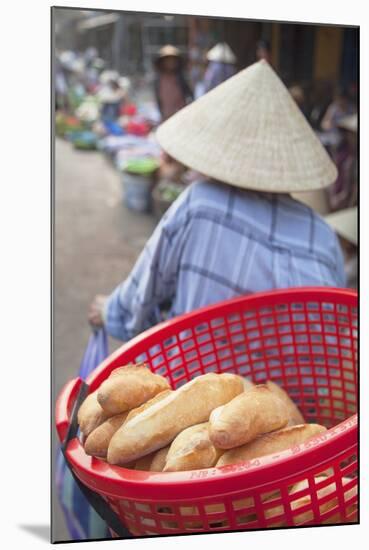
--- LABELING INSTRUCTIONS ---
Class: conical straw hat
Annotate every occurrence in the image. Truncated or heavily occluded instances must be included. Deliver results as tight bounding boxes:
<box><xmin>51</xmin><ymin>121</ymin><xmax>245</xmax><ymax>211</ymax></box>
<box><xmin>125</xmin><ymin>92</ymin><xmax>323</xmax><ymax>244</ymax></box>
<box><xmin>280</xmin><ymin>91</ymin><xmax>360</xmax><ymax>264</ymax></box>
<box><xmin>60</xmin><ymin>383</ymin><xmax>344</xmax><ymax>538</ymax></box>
<box><xmin>338</xmin><ymin>113</ymin><xmax>357</xmax><ymax>133</ymax></box>
<box><xmin>324</xmin><ymin>207</ymin><xmax>357</xmax><ymax>245</ymax></box>
<box><xmin>207</xmin><ymin>42</ymin><xmax>237</xmax><ymax>64</ymax></box>
<box><xmin>158</xmin><ymin>45</ymin><xmax>181</xmax><ymax>59</ymax></box>
<box><xmin>156</xmin><ymin>60</ymin><xmax>338</xmax><ymax>193</ymax></box>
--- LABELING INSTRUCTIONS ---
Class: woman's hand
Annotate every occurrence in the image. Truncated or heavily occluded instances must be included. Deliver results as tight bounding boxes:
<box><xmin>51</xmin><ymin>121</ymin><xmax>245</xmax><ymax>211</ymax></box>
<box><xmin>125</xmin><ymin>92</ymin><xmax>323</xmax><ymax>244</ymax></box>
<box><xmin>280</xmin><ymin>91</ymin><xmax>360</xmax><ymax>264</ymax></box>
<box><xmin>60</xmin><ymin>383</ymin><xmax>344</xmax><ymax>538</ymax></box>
<box><xmin>88</xmin><ymin>294</ymin><xmax>108</xmax><ymax>328</ymax></box>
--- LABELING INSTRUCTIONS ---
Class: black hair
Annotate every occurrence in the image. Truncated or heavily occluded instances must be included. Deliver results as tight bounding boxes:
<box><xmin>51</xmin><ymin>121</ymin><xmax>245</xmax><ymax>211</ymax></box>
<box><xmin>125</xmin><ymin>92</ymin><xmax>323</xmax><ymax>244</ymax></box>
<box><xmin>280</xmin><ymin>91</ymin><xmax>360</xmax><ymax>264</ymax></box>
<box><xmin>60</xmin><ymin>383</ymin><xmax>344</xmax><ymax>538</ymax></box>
<box><xmin>155</xmin><ymin>54</ymin><xmax>183</xmax><ymax>72</ymax></box>
<box><xmin>256</xmin><ymin>39</ymin><xmax>271</xmax><ymax>52</ymax></box>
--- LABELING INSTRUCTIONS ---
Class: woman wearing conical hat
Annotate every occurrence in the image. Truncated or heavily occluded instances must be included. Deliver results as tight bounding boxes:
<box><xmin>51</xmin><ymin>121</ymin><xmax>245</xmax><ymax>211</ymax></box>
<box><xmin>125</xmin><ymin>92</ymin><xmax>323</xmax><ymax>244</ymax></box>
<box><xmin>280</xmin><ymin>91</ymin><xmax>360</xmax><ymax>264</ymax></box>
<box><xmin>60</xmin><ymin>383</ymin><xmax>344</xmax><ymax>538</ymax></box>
<box><xmin>153</xmin><ymin>45</ymin><xmax>193</xmax><ymax>121</ymax></box>
<box><xmin>89</xmin><ymin>61</ymin><xmax>346</xmax><ymax>341</ymax></box>
<box><xmin>202</xmin><ymin>42</ymin><xmax>237</xmax><ymax>94</ymax></box>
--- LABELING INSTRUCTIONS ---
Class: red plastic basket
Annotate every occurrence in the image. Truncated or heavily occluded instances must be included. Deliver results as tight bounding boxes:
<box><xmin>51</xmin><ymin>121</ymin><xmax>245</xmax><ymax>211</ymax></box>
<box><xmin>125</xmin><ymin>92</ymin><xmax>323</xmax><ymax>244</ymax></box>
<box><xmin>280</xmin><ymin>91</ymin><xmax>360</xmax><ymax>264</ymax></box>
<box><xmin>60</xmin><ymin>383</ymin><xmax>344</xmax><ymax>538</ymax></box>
<box><xmin>56</xmin><ymin>287</ymin><xmax>358</xmax><ymax>536</ymax></box>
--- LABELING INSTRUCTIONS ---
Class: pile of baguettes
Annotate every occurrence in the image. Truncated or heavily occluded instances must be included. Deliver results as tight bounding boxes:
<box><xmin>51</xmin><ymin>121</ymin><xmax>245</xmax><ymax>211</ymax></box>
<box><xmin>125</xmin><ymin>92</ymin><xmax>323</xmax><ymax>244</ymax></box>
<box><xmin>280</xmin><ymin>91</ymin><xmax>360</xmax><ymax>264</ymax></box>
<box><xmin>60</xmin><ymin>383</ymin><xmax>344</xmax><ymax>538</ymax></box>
<box><xmin>77</xmin><ymin>363</ymin><xmax>326</xmax><ymax>472</ymax></box>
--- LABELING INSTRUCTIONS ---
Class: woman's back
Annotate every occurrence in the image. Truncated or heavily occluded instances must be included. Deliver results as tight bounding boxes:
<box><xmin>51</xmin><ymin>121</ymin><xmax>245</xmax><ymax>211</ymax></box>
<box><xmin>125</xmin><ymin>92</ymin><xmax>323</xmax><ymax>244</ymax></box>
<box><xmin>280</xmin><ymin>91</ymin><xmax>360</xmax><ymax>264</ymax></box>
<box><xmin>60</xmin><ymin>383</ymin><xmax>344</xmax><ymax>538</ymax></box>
<box><xmin>169</xmin><ymin>180</ymin><xmax>346</xmax><ymax>315</ymax></box>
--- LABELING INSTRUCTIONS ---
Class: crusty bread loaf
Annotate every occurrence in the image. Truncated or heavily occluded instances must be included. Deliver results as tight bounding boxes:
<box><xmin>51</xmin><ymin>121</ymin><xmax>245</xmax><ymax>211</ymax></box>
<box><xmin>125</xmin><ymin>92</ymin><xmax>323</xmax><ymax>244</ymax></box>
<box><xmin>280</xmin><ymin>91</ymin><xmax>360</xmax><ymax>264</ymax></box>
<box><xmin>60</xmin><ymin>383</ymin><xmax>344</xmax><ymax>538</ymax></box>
<box><xmin>77</xmin><ymin>390</ymin><xmax>111</xmax><ymax>438</ymax></box>
<box><xmin>107</xmin><ymin>373</ymin><xmax>244</xmax><ymax>465</ymax></box>
<box><xmin>97</xmin><ymin>364</ymin><xmax>170</xmax><ymax>415</ymax></box>
<box><xmin>242</xmin><ymin>377</ymin><xmax>254</xmax><ymax>391</ymax></box>
<box><xmin>163</xmin><ymin>423</ymin><xmax>224</xmax><ymax>472</ymax></box>
<box><xmin>216</xmin><ymin>423</ymin><xmax>327</xmax><ymax>466</ymax></box>
<box><xmin>134</xmin><ymin>453</ymin><xmax>156</xmax><ymax>471</ymax></box>
<box><xmin>150</xmin><ymin>446</ymin><xmax>170</xmax><ymax>472</ymax></box>
<box><xmin>125</xmin><ymin>390</ymin><xmax>173</xmax><ymax>423</ymax></box>
<box><xmin>84</xmin><ymin>412</ymin><xmax>129</xmax><ymax>458</ymax></box>
<box><xmin>209</xmin><ymin>384</ymin><xmax>290</xmax><ymax>449</ymax></box>
<box><xmin>133</xmin><ymin>445</ymin><xmax>171</xmax><ymax>472</ymax></box>
<box><xmin>266</xmin><ymin>380</ymin><xmax>305</xmax><ymax>426</ymax></box>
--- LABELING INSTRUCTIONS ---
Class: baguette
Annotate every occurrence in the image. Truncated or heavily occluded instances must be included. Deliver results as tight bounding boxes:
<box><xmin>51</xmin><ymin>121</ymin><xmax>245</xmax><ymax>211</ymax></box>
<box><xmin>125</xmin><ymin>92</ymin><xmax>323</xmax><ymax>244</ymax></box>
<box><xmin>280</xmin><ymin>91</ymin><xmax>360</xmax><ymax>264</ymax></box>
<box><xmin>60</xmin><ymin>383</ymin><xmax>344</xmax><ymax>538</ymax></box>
<box><xmin>266</xmin><ymin>380</ymin><xmax>304</xmax><ymax>426</ymax></box>
<box><xmin>209</xmin><ymin>384</ymin><xmax>289</xmax><ymax>449</ymax></box>
<box><xmin>107</xmin><ymin>373</ymin><xmax>244</xmax><ymax>465</ymax></box>
<box><xmin>164</xmin><ymin>423</ymin><xmax>224</xmax><ymax>472</ymax></box>
<box><xmin>242</xmin><ymin>377</ymin><xmax>254</xmax><ymax>391</ymax></box>
<box><xmin>97</xmin><ymin>364</ymin><xmax>170</xmax><ymax>415</ymax></box>
<box><xmin>125</xmin><ymin>390</ymin><xmax>173</xmax><ymax>423</ymax></box>
<box><xmin>84</xmin><ymin>412</ymin><xmax>129</xmax><ymax>458</ymax></box>
<box><xmin>216</xmin><ymin>423</ymin><xmax>327</xmax><ymax>466</ymax></box>
<box><xmin>119</xmin><ymin>392</ymin><xmax>173</xmax><ymax>469</ymax></box>
<box><xmin>134</xmin><ymin>453</ymin><xmax>156</xmax><ymax>471</ymax></box>
<box><xmin>134</xmin><ymin>445</ymin><xmax>171</xmax><ymax>472</ymax></box>
<box><xmin>77</xmin><ymin>390</ymin><xmax>111</xmax><ymax>437</ymax></box>
<box><xmin>96</xmin><ymin>456</ymin><xmax>136</xmax><ymax>469</ymax></box>
<box><xmin>208</xmin><ymin>373</ymin><xmax>255</xmax><ymax>431</ymax></box>
<box><xmin>150</xmin><ymin>446</ymin><xmax>170</xmax><ymax>472</ymax></box>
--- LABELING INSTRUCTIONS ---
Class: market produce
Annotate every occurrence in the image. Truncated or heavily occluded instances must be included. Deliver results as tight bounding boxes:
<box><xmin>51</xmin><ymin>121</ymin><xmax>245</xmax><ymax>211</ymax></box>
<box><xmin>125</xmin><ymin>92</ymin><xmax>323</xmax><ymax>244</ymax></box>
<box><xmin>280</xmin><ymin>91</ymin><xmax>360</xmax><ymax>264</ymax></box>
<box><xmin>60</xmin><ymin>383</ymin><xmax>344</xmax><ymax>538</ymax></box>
<box><xmin>56</xmin><ymin>112</ymin><xmax>85</xmax><ymax>137</ymax></box>
<box><xmin>84</xmin><ymin>412</ymin><xmax>129</xmax><ymax>458</ymax></box>
<box><xmin>77</xmin><ymin>390</ymin><xmax>111</xmax><ymax>438</ymax></box>
<box><xmin>75</xmin><ymin>95</ymin><xmax>100</xmax><ymax>123</ymax></box>
<box><xmin>216</xmin><ymin>423</ymin><xmax>327</xmax><ymax>466</ymax></box>
<box><xmin>124</xmin><ymin>157</ymin><xmax>160</xmax><ymax>175</ymax></box>
<box><xmin>97</xmin><ymin>363</ymin><xmax>170</xmax><ymax>415</ymax></box>
<box><xmin>266</xmin><ymin>380</ymin><xmax>305</xmax><ymax>425</ymax></box>
<box><xmin>209</xmin><ymin>384</ymin><xmax>290</xmax><ymax>449</ymax></box>
<box><xmin>72</xmin><ymin>130</ymin><xmax>98</xmax><ymax>150</ymax></box>
<box><xmin>107</xmin><ymin>372</ymin><xmax>244</xmax><ymax>465</ymax></box>
<box><xmin>163</xmin><ymin>422</ymin><xmax>223</xmax><ymax>472</ymax></box>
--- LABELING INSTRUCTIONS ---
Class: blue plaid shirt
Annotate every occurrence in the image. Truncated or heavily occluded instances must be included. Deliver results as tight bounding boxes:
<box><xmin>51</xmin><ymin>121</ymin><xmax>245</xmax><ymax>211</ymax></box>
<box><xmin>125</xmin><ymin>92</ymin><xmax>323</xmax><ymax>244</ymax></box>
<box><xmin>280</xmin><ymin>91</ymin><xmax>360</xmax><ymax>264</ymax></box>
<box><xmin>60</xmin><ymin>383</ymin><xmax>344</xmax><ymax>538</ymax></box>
<box><xmin>104</xmin><ymin>180</ymin><xmax>346</xmax><ymax>341</ymax></box>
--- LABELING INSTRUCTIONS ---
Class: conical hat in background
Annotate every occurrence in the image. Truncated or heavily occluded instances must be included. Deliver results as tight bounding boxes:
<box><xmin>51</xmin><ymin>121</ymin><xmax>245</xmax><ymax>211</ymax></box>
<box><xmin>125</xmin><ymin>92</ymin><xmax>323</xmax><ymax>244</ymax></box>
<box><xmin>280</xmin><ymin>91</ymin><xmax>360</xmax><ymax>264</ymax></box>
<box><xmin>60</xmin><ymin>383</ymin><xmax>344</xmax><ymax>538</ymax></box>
<box><xmin>207</xmin><ymin>42</ymin><xmax>237</xmax><ymax>64</ymax></box>
<box><xmin>158</xmin><ymin>45</ymin><xmax>181</xmax><ymax>59</ymax></box>
<box><xmin>324</xmin><ymin>207</ymin><xmax>357</xmax><ymax>245</ymax></box>
<box><xmin>156</xmin><ymin>60</ymin><xmax>338</xmax><ymax>193</ymax></box>
<box><xmin>99</xmin><ymin>70</ymin><xmax>120</xmax><ymax>84</ymax></box>
<box><xmin>338</xmin><ymin>113</ymin><xmax>357</xmax><ymax>133</ymax></box>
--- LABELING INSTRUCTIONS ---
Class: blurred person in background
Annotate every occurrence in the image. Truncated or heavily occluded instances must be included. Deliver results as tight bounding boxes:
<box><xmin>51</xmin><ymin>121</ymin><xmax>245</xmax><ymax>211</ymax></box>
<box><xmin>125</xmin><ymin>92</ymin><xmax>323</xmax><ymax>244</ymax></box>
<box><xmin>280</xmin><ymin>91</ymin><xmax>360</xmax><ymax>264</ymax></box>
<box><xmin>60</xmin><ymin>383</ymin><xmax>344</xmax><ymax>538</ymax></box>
<box><xmin>84</xmin><ymin>46</ymin><xmax>98</xmax><ymax>65</ymax></box>
<box><xmin>66</xmin><ymin>57</ymin><xmax>86</xmax><ymax>111</ymax></box>
<box><xmin>89</xmin><ymin>61</ymin><xmax>346</xmax><ymax>341</ymax></box>
<box><xmin>321</xmin><ymin>86</ymin><xmax>355</xmax><ymax>134</ymax></box>
<box><xmin>289</xmin><ymin>85</ymin><xmax>309</xmax><ymax>119</ymax></box>
<box><xmin>202</xmin><ymin>42</ymin><xmax>237</xmax><ymax>94</ymax></box>
<box><xmin>84</xmin><ymin>52</ymin><xmax>106</xmax><ymax>93</ymax></box>
<box><xmin>327</xmin><ymin>113</ymin><xmax>358</xmax><ymax>212</ymax></box>
<box><xmin>256</xmin><ymin>39</ymin><xmax>272</xmax><ymax>64</ymax></box>
<box><xmin>98</xmin><ymin>77</ymin><xmax>126</xmax><ymax>122</ymax></box>
<box><xmin>189</xmin><ymin>45</ymin><xmax>207</xmax><ymax>99</ymax></box>
<box><xmin>325</xmin><ymin>207</ymin><xmax>357</xmax><ymax>289</ymax></box>
<box><xmin>153</xmin><ymin>45</ymin><xmax>193</xmax><ymax>121</ymax></box>
<box><xmin>309</xmin><ymin>80</ymin><xmax>334</xmax><ymax>131</ymax></box>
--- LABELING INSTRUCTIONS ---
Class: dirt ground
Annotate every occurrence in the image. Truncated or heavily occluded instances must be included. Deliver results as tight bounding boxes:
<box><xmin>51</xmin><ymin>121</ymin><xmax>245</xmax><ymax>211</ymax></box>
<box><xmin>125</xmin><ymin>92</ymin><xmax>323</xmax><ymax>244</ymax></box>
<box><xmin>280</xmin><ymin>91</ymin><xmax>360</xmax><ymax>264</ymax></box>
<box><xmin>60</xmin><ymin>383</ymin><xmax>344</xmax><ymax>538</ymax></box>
<box><xmin>52</xmin><ymin>137</ymin><xmax>157</xmax><ymax>541</ymax></box>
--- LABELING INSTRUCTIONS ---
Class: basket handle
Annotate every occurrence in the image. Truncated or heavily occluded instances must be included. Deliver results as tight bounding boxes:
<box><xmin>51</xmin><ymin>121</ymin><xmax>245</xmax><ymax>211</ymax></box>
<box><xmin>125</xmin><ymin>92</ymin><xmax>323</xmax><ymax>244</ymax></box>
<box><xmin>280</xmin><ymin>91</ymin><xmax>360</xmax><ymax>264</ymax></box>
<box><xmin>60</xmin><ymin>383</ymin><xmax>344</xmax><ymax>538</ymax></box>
<box><xmin>56</xmin><ymin>378</ymin><xmax>133</xmax><ymax>539</ymax></box>
<box><xmin>55</xmin><ymin>377</ymin><xmax>85</xmax><ymax>444</ymax></box>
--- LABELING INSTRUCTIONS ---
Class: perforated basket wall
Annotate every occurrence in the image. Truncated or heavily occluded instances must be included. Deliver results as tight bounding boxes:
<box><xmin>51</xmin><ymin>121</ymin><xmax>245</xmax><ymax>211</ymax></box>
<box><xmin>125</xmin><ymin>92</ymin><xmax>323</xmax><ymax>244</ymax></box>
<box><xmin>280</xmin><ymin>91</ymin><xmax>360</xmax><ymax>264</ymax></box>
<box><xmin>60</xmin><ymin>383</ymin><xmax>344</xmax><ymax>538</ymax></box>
<box><xmin>57</xmin><ymin>288</ymin><xmax>358</xmax><ymax>536</ymax></box>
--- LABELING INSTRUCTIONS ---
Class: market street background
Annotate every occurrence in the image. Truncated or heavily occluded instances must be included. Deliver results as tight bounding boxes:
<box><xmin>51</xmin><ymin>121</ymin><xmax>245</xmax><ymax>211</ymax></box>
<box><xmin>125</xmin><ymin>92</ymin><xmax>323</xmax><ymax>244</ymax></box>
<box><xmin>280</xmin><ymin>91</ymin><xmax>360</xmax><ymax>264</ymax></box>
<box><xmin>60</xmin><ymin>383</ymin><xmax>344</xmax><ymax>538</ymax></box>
<box><xmin>54</xmin><ymin>138</ymin><xmax>156</xmax><ymax>398</ymax></box>
<box><xmin>53</xmin><ymin>137</ymin><xmax>156</xmax><ymax>540</ymax></box>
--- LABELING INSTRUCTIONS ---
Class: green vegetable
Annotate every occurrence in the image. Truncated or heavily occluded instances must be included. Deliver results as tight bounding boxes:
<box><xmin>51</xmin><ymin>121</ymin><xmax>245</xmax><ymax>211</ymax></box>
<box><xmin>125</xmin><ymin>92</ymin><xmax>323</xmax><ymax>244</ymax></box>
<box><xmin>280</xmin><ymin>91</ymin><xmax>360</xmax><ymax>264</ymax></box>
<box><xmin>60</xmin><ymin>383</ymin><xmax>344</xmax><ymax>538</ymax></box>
<box><xmin>124</xmin><ymin>158</ymin><xmax>159</xmax><ymax>175</ymax></box>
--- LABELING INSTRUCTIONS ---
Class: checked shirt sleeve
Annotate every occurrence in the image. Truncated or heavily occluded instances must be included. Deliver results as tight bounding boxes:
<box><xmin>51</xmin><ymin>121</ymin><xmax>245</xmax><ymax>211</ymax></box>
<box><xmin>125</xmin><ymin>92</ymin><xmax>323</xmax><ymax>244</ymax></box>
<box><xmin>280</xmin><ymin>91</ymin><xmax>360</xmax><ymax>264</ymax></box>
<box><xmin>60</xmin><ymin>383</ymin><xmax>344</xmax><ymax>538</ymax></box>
<box><xmin>103</xmin><ymin>199</ymin><xmax>190</xmax><ymax>341</ymax></box>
